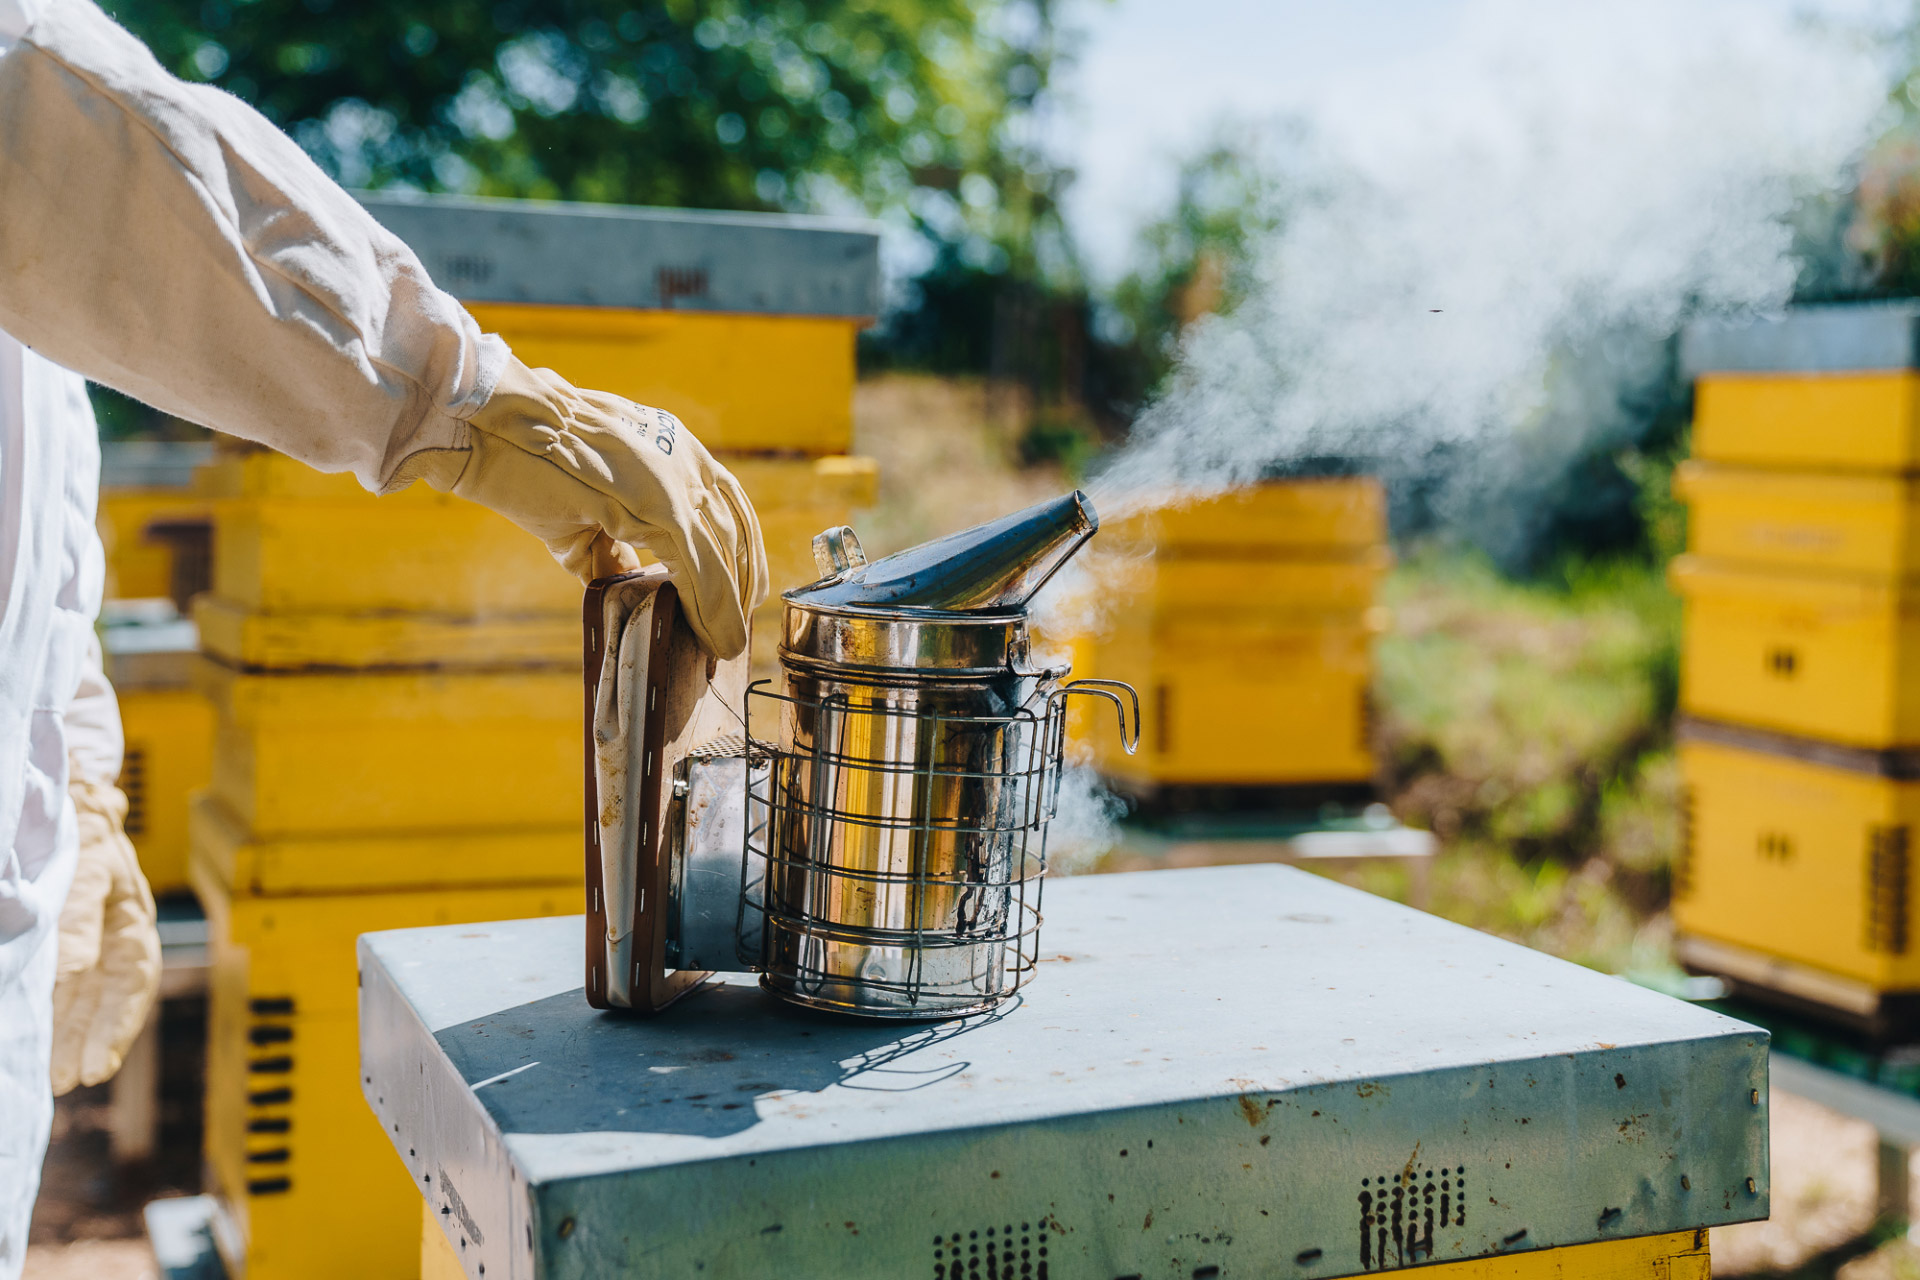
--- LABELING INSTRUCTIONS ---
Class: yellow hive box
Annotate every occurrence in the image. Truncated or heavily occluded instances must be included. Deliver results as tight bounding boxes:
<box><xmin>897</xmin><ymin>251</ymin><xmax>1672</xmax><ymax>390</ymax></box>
<box><xmin>1671</xmin><ymin>555</ymin><xmax>1920</xmax><ymax>748</ymax></box>
<box><xmin>117</xmin><ymin>686</ymin><xmax>215</xmax><ymax>895</ymax></box>
<box><xmin>1097</xmin><ymin>547</ymin><xmax>1394</xmax><ymax>617</ymax></box>
<box><xmin>99</xmin><ymin>488</ymin><xmax>212</xmax><ymax>602</ymax></box>
<box><xmin>204</xmin><ymin>452</ymin><xmax>576</xmax><ymax>616</ymax></box>
<box><xmin>424</xmin><ymin>1218</ymin><xmax>1709</xmax><ymax>1280</ymax></box>
<box><xmin>733</xmin><ymin>454</ymin><xmax>880</xmax><ymax>674</ymax></box>
<box><xmin>1694</xmin><ymin>371</ymin><xmax>1920</xmax><ymax>471</ymax></box>
<box><xmin>1676</xmin><ymin>731</ymin><xmax>1920</xmax><ymax>1000</ymax></box>
<box><xmin>1677</xmin><ymin>461</ymin><xmax>1920</xmax><ymax>578</ymax></box>
<box><xmin>469</xmin><ymin>303</ymin><xmax>860</xmax><ymax>455</ymax></box>
<box><xmin>195</xmin><ymin>869</ymin><xmax>575</xmax><ymax>1280</ymax></box>
<box><xmin>1115</xmin><ymin>477</ymin><xmax>1387</xmax><ymax>554</ymax></box>
<box><xmin>196</xmin><ymin>451</ymin><xmax>874</xmax><ymax>670</ymax></box>
<box><xmin>1076</xmin><ymin>616</ymin><xmax>1378</xmax><ymax>788</ymax></box>
<box><xmin>195</xmin><ymin>659</ymin><xmax>579</xmax><ymax>839</ymax></box>
<box><xmin>736</xmin><ymin>455</ymin><xmax>880</xmax><ymax>598</ymax></box>
<box><xmin>190</xmin><ymin>792</ymin><xmax>576</xmax><ymax>898</ymax></box>
<box><xmin>195</xmin><ymin>595</ymin><xmax>577</xmax><ymax>671</ymax></box>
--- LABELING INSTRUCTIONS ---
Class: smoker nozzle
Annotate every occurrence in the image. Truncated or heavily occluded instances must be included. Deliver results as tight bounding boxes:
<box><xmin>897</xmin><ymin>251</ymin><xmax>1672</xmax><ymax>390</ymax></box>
<box><xmin>789</xmin><ymin>491</ymin><xmax>1099</xmax><ymax>613</ymax></box>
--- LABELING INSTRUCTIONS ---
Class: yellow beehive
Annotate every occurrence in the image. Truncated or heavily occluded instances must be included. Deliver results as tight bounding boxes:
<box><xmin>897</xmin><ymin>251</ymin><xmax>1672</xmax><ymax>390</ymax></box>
<box><xmin>734</xmin><ymin>454</ymin><xmax>880</xmax><ymax>673</ymax></box>
<box><xmin>1119</xmin><ymin>476</ymin><xmax>1387</xmax><ymax>553</ymax></box>
<box><xmin>1676</xmin><ymin>731</ymin><xmax>1920</xmax><ymax>1001</ymax></box>
<box><xmin>362</xmin><ymin>191</ymin><xmax>879</xmax><ymax>460</ymax></box>
<box><xmin>195</xmin><ymin>596</ymin><xmax>577</xmax><ymax>672</ymax></box>
<box><xmin>116</xmin><ymin>686</ymin><xmax>215</xmax><ymax>895</ymax></box>
<box><xmin>202</xmin><ymin>450</ymin><xmax>576</xmax><ymax>617</ymax></box>
<box><xmin>1693</xmin><ymin>371</ymin><xmax>1920</xmax><ymax>471</ymax></box>
<box><xmin>194</xmin><ymin>659</ymin><xmax>579</xmax><ymax>840</ymax></box>
<box><xmin>190</xmin><ymin>792</ymin><xmax>575</xmax><ymax>898</ymax></box>
<box><xmin>192</xmin><ymin>195</ymin><xmax>883</xmax><ymax>1280</ymax></box>
<box><xmin>1076</xmin><ymin>614</ymin><xmax>1380</xmax><ymax>789</ymax></box>
<box><xmin>1073</xmin><ymin>478</ymin><xmax>1388</xmax><ymax>794</ymax></box>
<box><xmin>422</xmin><ymin>1219</ymin><xmax>1711</xmax><ymax>1280</ymax></box>
<box><xmin>1676</xmin><ymin>461</ymin><xmax>1920</xmax><ymax>578</ymax></box>
<box><xmin>99</xmin><ymin>487</ymin><xmax>213</xmax><ymax>602</ymax></box>
<box><xmin>195</xmin><ymin>857</ymin><xmax>575</xmax><ymax>1280</ymax></box>
<box><xmin>197</xmin><ymin>448</ymin><xmax>875</xmax><ymax>671</ymax></box>
<box><xmin>1670</xmin><ymin>556</ymin><xmax>1920</xmax><ymax>749</ymax></box>
<box><xmin>1096</xmin><ymin>547</ymin><xmax>1394</xmax><ymax>617</ymax></box>
<box><xmin>468</xmin><ymin>303</ymin><xmax>860</xmax><ymax>455</ymax></box>
<box><xmin>1671</xmin><ymin>309</ymin><xmax>1920</xmax><ymax>1023</ymax></box>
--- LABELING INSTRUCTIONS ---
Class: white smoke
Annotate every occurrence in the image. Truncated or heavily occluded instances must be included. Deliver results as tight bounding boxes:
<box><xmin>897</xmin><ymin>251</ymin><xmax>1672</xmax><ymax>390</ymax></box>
<box><xmin>1043</xmin><ymin>0</ymin><xmax>1896</xmax><ymax>867</ymax></box>
<box><xmin>1044</xmin><ymin>743</ymin><xmax>1130</xmax><ymax>873</ymax></box>
<box><xmin>1089</xmin><ymin>0</ymin><xmax>1897</xmax><ymax>516</ymax></box>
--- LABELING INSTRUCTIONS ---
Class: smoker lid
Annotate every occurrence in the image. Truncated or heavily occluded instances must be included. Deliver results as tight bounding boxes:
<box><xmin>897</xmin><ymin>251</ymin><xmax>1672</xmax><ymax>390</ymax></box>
<box><xmin>777</xmin><ymin>492</ymin><xmax>1096</xmax><ymax>673</ymax></box>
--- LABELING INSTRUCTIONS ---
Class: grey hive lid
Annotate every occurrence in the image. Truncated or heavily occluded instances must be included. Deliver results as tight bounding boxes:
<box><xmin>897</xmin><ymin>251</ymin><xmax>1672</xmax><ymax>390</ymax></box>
<box><xmin>1681</xmin><ymin>303</ymin><xmax>1920</xmax><ymax>376</ymax></box>
<box><xmin>357</xmin><ymin>191</ymin><xmax>881</xmax><ymax>319</ymax></box>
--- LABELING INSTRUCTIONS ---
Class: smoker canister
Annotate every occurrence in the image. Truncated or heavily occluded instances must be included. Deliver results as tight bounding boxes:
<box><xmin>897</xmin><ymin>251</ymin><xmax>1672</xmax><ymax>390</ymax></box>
<box><xmin>750</xmin><ymin>492</ymin><xmax>1136</xmax><ymax>1016</ymax></box>
<box><xmin>587</xmin><ymin>492</ymin><xmax>1137</xmax><ymax>1019</ymax></box>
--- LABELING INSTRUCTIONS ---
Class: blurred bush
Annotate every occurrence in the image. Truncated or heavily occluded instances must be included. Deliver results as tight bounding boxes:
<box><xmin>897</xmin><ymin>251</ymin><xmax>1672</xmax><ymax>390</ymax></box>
<box><xmin>1106</xmin><ymin>129</ymin><xmax>1286</xmax><ymax>398</ymax></box>
<box><xmin>1376</xmin><ymin>551</ymin><xmax>1682</xmax><ymax>972</ymax></box>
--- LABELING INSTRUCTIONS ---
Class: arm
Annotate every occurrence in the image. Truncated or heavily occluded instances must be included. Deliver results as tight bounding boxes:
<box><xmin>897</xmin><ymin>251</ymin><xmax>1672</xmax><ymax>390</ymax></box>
<box><xmin>0</xmin><ymin>0</ymin><xmax>500</xmax><ymax>491</ymax></box>
<box><xmin>0</xmin><ymin>0</ymin><xmax>765</xmax><ymax>655</ymax></box>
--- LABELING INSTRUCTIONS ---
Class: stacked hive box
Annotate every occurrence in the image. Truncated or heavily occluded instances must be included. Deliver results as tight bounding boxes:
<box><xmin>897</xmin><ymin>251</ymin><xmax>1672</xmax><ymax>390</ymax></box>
<box><xmin>1673</xmin><ymin>305</ymin><xmax>1920</xmax><ymax>1033</ymax></box>
<box><xmin>196</xmin><ymin>195</ymin><xmax>880</xmax><ymax>1280</ymax></box>
<box><xmin>99</xmin><ymin>440</ymin><xmax>216</xmax><ymax>603</ymax></box>
<box><xmin>98</xmin><ymin>442</ymin><xmax>219</xmax><ymax>896</ymax></box>
<box><xmin>1072</xmin><ymin>478</ymin><xmax>1390</xmax><ymax>808</ymax></box>
<box><xmin>102</xmin><ymin>602</ymin><xmax>211</xmax><ymax>898</ymax></box>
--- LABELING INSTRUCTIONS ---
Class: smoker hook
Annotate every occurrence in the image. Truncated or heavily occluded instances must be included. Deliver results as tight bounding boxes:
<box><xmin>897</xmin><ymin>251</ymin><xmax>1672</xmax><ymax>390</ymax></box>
<box><xmin>1055</xmin><ymin>678</ymin><xmax>1141</xmax><ymax>756</ymax></box>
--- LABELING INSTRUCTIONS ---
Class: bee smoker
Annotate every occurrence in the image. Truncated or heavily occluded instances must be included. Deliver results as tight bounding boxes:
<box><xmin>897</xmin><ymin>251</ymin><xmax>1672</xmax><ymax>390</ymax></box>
<box><xmin>583</xmin><ymin>492</ymin><xmax>1138</xmax><ymax>1019</ymax></box>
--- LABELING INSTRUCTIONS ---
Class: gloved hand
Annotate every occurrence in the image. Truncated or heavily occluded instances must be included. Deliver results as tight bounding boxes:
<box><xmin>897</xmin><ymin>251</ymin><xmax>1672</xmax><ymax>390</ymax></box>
<box><xmin>424</xmin><ymin>358</ymin><xmax>767</xmax><ymax>660</ymax></box>
<box><xmin>51</xmin><ymin>779</ymin><xmax>161</xmax><ymax>1096</ymax></box>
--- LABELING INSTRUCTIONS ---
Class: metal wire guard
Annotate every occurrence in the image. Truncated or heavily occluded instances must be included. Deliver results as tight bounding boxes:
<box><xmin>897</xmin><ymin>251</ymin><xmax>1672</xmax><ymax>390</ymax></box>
<box><xmin>741</xmin><ymin>677</ymin><xmax>1129</xmax><ymax>1016</ymax></box>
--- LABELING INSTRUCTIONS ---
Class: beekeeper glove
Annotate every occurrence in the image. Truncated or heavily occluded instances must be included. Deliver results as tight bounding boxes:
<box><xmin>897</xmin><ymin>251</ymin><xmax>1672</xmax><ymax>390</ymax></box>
<box><xmin>412</xmin><ymin>358</ymin><xmax>768</xmax><ymax>660</ymax></box>
<box><xmin>50</xmin><ymin>779</ymin><xmax>159</xmax><ymax>1096</ymax></box>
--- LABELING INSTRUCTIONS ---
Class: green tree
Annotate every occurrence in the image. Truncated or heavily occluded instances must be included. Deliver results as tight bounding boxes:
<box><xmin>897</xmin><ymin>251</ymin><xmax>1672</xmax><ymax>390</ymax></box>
<box><xmin>1108</xmin><ymin>129</ymin><xmax>1286</xmax><ymax>395</ymax></box>
<box><xmin>103</xmin><ymin>0</ymin><xmax>1065</xmax><ymax>256</ymax></box>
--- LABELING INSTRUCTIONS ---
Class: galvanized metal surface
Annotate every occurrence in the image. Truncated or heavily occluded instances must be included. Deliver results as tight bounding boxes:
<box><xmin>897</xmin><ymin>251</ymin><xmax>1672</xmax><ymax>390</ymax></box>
<box><xmin>1768</xmin><ymin>1052</ymin><xmax>1920</xmax><ymax>1147</ymax></box>
<box><xmin>359</xmin><ymin>865</ymin><xmax>1769</xmax><ymax>1280</ymax></box>
<box><xmin>101</xmin><ymin>440</ymin><xmax>214</xmax><ymax>489</ymax></box>
<box><xmin>667</xmin><ymin>750</ymin><xmax>764</xmax><ymax>973</ymax></box>
<box><xmin>100</xmin><ymin>607</ymin><xmax>198</xmax><ymax>691</ymax></box>
<box><xmin>1681</xmin><ymin>304</ymin><xmax>1920</xmax><ymax>374</ymax></box>
<box><xmin>357</xmin><ymin>192</ymin><xmax>880</xmax><ymax>316</ymax></box>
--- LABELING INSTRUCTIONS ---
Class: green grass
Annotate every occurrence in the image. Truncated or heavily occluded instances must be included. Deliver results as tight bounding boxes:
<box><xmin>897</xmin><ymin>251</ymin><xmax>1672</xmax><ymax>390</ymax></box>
<box><xmin>1373</xmin><ymin>548</ymin><xmax>1684</xmax><ymax>976</ymax></box>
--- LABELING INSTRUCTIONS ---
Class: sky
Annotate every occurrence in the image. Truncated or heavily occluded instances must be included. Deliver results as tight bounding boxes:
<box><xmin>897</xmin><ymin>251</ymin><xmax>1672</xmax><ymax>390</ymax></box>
<box><xmin>1053</xmin><ymin>0</ymin><xmax>1909</xmax><ymax>287</ymax></box>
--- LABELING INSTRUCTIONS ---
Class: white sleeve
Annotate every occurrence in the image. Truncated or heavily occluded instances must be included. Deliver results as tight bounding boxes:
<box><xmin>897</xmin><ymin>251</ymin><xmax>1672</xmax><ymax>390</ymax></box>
<box><xmin>0</xmin><ymin>0</ymin><xmax>34</xmax><ymax>48</ymax></box>
<box><xmin>0</xmin><ymin>0</ymin><xmax>504</xmax><ymax>492</ymax></box>
<box><xmin>65</xmin><ymin>632</ymin><xmax>122</xmax><ymax>788</ymax></box>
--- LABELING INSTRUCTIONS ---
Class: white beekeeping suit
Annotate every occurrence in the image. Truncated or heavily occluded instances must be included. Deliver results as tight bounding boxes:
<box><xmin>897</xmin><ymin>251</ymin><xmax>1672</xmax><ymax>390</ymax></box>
<box><xmin>0</xmin><ymin>337</ymin><xmax>106</xmax><ymax>1276</ymax></box>
<box><xmin>0</xmin><ymin>0</ymin><xmax>765</xmax><ymax>1268</ymax></box>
